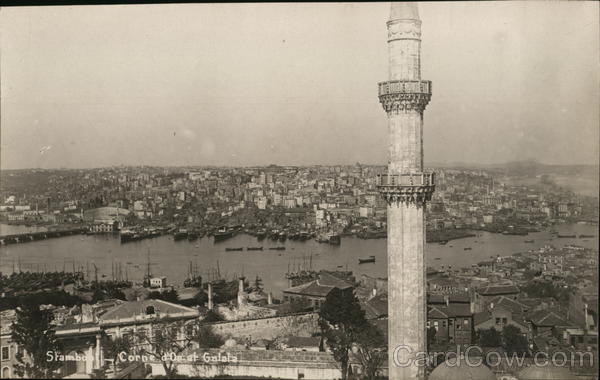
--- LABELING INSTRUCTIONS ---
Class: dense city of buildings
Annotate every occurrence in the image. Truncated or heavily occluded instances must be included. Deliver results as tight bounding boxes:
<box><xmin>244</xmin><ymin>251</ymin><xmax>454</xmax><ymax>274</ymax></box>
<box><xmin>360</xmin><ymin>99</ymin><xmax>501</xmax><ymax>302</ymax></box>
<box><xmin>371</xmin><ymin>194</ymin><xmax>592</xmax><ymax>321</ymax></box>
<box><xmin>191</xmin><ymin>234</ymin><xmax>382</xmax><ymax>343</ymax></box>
<box><xmin>0</xmin><ymin>164</ymin><xmax>597</xmax><ymax>244</ymax></box>
<box><xmin>0</xmin><ymin>164</ymin><xmax>598</xmax><ymax>379</ymax></box>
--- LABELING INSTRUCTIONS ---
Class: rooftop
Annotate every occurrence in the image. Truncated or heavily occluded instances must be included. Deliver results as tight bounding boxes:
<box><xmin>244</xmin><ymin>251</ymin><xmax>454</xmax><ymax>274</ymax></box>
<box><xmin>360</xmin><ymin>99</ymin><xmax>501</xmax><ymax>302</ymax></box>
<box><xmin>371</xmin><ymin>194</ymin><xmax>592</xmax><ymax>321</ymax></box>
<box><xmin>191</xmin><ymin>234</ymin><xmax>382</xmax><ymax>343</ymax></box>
<box><xmin>100</xmin><ymin>299</ymin><xmax>198</xmax><ymax>323</ymax></box>
<box><xmin>477</xmin><ymin>284</ymin><xmax>520</xmax><ymax>296</ymax></box>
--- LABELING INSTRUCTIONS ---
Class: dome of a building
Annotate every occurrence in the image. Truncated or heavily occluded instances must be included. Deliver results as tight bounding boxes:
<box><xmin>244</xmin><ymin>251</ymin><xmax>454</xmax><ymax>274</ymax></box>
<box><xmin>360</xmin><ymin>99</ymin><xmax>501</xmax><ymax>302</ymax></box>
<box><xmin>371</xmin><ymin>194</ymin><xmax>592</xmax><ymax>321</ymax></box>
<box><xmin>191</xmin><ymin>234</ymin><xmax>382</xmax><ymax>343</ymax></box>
<box><xmin>429</xmin><ymin>357</ymin><xmax>496</xmax><ymax>380</ymax></box>
<box><xmin>517</xmin><ymin>363</ymin><xmax>576</xmax><ymax>380</ymax></box>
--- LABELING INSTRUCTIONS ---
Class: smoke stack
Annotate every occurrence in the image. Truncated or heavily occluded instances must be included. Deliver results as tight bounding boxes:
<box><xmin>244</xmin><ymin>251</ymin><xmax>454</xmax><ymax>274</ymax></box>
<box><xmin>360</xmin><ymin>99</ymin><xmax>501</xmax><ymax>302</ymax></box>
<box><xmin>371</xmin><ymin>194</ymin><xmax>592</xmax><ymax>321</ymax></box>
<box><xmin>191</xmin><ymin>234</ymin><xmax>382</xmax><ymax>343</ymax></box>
<box><xmin>444</xmin><ymin>295</ymin><xmax>449</xmax><ymax>307</ymax></box>
<box><xmin>208</xmin><ymin>282</ymin><xmax>213</xmax><ymax>310</ymax></box>
<box><xmin>267</xmin><ymin>292</ymin><xmax>272</xmax><ymax>305</ymax></box>
<box><xmin>584</xmin><ymin>303</ymin><xmax>589</xmax><ymax>330</ymax></box>
<box><xmin>373</xmin><ymin>288</ymin><xmax>377</xmax><ymax>297</ymax></box>
<box><xmin>490</xmin><ymin>302</ymin><xmax>494</xmax><ymax>310</ymax></box>
<box><xmin>239</xmin><ymin>278</ymin><xmax>244</xmax><ymax>293</ymax></box>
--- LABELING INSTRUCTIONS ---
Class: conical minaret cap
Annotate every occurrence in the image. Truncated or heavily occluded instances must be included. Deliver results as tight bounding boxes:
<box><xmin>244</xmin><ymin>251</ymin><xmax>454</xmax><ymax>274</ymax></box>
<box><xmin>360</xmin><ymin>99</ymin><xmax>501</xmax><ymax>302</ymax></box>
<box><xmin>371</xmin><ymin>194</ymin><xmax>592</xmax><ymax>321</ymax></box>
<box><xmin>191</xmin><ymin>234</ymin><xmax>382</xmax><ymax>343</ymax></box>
<box><xmin>389</xmin><ymin>1</ymin><xmax>420</xmax><ymax>21</ymax></box>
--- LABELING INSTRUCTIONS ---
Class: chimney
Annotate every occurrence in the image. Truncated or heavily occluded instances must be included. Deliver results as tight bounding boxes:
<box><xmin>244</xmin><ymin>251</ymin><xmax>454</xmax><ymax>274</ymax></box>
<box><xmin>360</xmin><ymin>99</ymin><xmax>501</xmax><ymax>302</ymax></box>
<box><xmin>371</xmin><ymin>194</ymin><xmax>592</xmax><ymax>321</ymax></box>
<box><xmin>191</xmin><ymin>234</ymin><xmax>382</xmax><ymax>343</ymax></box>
<box><xmin>444</xmin><ymin>295</ymin><xmax>449</xmax><ymax>307</ymax></box>
<box><xmin>208</xmin><ymin>282</ymin><xmax>213</xmax><ymax>310</ymax></box>
<box><xmin>584</xmin><ymin>303</ymin><xmax>589</xmax><ymax>330</ymax></box>
<box><xmin>267</xmin><ymin>292</ymin><xmax>272</xmax><ymax>305</ymax></box>
<box><xmin>239</xmin><ymin>278</ymin><xmax>244</xmax><ymax>293</ymax></box>
<box><xmin>372</xmin><ymin>288</ymin><xmax>377</xmax><ymax>298</ymax></box>
<box><xmin>490</xmin><ymin>302</ymin><xmax>494</xmax><ymax>310</ymax></box>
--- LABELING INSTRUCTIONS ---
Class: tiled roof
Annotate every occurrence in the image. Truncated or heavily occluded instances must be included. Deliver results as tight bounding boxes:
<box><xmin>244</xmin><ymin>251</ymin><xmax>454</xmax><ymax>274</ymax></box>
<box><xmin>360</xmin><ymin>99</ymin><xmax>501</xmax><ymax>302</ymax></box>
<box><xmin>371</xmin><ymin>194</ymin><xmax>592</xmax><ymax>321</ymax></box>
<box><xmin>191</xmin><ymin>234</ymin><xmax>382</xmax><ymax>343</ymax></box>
<box><xmin>316</xmin><ymin>272</ymin><xmax>352</xmax><ymax>289</ymax></box>
<box><xmin>100</xmin><ymin>299</ymin><xmax>198</xmax><ymax>321</ymax></box>
<box><xmin>428</xmin><ymin>293</ymin><xmax>470</xmax><ymax>304</ymax></box>
<box><xmin>528</xmin><ymin>310</ymin><xmax>571</xmax><ymax>327</ymax></box>
<box><xmin>283</xmin><ymin>273</ymin><xmax>353</xmax><ymax>298</ymax></box>
<box><xmin>429</xmin><ymin>304</ymin><xmax>472</xmax><ymax>318</ymax></box>
<box><xmin>477</xmin><ymin>284</ymin><xmax>519</xmax><ymax>296</ymax></box>
<box><xmin>489</xmin><ymin>296</ymin><xmax>528</xmax><ymax>314</ymax></box>
<box><xmin>473</xmin><ymin>311</ymin><xmax>491</xmax><ymax>326</ymax></box>
<box><xmin>429</xmin><ymin>306</ymin><xmax>449</xmax><ymax>319</ymax></box>
<box><xmin>362</xmin><ymin>293</ymin><xmax>388</xmax><ymax>319</ymax></box>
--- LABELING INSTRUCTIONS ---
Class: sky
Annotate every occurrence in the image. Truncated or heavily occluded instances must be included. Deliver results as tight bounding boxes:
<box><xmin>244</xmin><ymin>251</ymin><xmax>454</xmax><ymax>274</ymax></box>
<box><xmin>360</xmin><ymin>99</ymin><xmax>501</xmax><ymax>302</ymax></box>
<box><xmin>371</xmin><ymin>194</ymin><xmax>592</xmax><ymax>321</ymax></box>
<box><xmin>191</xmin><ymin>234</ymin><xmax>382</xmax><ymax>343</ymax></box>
<box><xmin>1</xmin><ymin>2</ymin><xmax>598</xmax><ymax>169</ymax></box>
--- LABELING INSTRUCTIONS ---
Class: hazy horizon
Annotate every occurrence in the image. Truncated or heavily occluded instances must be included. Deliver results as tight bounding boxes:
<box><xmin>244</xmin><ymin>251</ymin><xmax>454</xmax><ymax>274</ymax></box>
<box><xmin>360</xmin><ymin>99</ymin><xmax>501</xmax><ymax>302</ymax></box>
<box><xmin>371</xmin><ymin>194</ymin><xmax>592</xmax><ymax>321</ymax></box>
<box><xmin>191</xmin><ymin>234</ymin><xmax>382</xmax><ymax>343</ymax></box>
<box><xmin>1</xmin><ymin>2</ymin><xmax>599</xmax><ymax>170</ymax></box>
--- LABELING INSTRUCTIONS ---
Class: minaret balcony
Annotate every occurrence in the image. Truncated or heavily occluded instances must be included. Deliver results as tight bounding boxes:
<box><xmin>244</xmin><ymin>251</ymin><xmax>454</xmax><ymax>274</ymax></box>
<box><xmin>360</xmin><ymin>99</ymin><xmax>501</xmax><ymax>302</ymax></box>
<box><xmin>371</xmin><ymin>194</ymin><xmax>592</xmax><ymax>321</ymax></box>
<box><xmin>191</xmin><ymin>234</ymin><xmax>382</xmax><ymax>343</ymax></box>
<box><xmin>378</xmin><ymin>80</ymin><xmax>432</xmax><ymax>113</ymax></box>
<box><xmin>378</xmin><ymin>80</ymin><xmax>431</xmax><ymax>97</ymax></box>
<box><xmin>376</xmin><ymin>172</ymin><xmax>435</xmax><ymax>205</ymax></box>
<box><xmin>377</xmin><ymin>172</ymin><xmax>435</xmax><ymax>187</ymax></box>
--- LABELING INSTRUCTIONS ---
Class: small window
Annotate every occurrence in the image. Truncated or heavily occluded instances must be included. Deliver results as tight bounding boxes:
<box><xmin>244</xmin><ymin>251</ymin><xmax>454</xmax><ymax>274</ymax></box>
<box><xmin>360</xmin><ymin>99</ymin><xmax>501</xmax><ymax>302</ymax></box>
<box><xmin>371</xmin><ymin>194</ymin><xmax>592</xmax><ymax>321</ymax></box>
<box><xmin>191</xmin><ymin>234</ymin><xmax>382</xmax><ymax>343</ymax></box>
<box><xmin>501</xmin><ymin>318</ymin><xmax>507</xmax><ymax>325</ymax></box>
<box><xmin>1</xmin><ymin>346</ymin><xmax>9</xmax><ymax>361</ymax></box>
<box><xmin>146</xmin><ymin>306</ymin><xmax>155</xmax><ymax>315</ymax></box>
<box><xmin>495</xmin><ymin>318</ymin><xmax>501</xmax><ymax>325</ymax></box>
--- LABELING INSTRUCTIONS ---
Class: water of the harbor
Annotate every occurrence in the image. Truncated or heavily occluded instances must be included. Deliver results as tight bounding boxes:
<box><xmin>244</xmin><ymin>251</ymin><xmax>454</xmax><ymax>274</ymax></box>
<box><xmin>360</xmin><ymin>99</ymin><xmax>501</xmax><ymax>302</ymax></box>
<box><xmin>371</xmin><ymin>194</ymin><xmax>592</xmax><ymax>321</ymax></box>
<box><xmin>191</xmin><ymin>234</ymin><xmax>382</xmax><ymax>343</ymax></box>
<box><xmin>1</xmin><ymin>223</ymin><xmax>598</xmax><ymax>298</ymax></box>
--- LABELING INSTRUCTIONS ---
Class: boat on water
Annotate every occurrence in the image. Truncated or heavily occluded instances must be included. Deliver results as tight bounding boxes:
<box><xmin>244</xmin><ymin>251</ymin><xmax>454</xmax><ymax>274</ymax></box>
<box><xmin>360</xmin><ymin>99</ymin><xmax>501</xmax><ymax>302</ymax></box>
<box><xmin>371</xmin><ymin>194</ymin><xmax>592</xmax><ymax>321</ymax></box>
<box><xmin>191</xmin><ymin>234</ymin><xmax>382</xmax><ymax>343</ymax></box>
<box><xmin>359</xmin><ymin>255</ymin><xmax>376</xmax><ymax>264</ymax></box>
<box><xmin>557</xmin><ymin>234</ymin><xmax>577</xmax><ymax>238</ymax></box>
<box><xmin>256</xmin><ymin>230</ymin><xmax>267</xmax><ymax>241</ymax></box>
<box><xmin>329</xmin><ymin>234</ymin><xmax>341</xmax><ymax>245</ymax></box>
<box><xmin>247</xmin><ymin>247</ymin><xmax>263</xmax><ymax>251</ymax></box>
<box><xmin>120</xmin><ymin>228</ymin><xmax>137</xmax><ymax>243</ymax></box>
<box><xmin>434</xmin><ymin>257</ymin><xmax>441</xmax><ymax>260</ymax></box>
<box><xmin>269</xmin><ymin>246</ymin><xmax>286</xmax><ymax>251</ymax></box>
<box><xmin>269</xmin><ymin>230</ymin><xmax>280</xmax><ymax>241</ymax></box>
<box><xmin>579</xmin><ymin>234</ymin><xmax>595</xmax><ymax>238</ymax></box>
<box><xmin>278</xmin><ymin>232</ymin><xmax>287</xmax><ymax>242</ymax></box>
<box><xmin>438</xmin><ymin>240</ymin><xmax>448</xmax><ymax>245</ymax></box>
<box><xmin>225</xmin><ymin>247</ymin><xmax>243</xmax><ymax>252</ymax></box>
<box><xmin>187</xmin><ymin>231</ymin><xmax>199</xmax><ymax>241</ymax></box>
<box><xmin>214</xmin><ymin>226</ymin><xmax>234</xmax><ymax>243</ymax></box>
<box><xmin>464</xmin><ymin>247</ymin><xmax>472</xmax><ymax>251</ymax></box>
<box><xmin>174</xmin><ymin>229</ymin><xmax>188</xmax><ymax>241</ymax></box>
<box><xmin>502</xmin><ymin>229</ymin><xmax>528</xmax><ymax>236</ymax></box>
<box><xmin>524</xmin><ymin>239</ymin><xmax>535</xmax><ymax>243</ymax></box>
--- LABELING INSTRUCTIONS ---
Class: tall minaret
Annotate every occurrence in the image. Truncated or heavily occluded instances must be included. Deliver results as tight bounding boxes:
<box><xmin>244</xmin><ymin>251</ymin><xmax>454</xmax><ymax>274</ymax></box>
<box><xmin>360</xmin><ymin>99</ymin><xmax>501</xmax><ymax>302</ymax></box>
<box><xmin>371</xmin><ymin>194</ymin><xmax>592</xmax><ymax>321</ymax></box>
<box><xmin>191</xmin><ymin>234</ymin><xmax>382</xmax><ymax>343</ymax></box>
<box><xmin>377</xmin><ymin>2</ymin><xmax>434</xmax><ymax>380</ymax></box>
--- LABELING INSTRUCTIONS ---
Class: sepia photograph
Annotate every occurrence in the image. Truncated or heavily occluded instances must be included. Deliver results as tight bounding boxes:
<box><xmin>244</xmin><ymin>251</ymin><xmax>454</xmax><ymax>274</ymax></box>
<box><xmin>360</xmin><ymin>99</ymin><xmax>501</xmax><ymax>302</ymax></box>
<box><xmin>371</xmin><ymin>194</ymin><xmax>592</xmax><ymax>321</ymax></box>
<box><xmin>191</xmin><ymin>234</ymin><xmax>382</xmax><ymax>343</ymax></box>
<box><xmin>0</xmin><ymin>1</ymin><xmax>598</xmax><ymax>379</ymax></box>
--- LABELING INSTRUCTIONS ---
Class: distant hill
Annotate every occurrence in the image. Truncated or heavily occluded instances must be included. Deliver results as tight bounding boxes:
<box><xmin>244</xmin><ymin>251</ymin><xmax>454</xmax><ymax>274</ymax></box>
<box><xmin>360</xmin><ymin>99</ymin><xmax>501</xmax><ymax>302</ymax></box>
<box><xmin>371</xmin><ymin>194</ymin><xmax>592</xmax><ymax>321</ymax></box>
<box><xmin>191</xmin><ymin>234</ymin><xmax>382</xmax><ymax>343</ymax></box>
<box><xmin>429</xmin><ymin>160</ymin><xmax>599</xmax><ymax>177</ymax></box>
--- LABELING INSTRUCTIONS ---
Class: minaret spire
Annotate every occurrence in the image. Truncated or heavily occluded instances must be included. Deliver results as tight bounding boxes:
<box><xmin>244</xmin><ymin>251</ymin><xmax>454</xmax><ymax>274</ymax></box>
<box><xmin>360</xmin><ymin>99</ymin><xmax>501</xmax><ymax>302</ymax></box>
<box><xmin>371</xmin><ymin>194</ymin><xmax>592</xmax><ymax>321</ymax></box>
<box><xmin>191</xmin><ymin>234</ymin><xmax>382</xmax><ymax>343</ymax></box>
<box><xmin>389</xmin><ymin>2</ymin><xmax>420</xmax><ymax>21</ymax></box>
<box><xmin>377</xmin><ymin>2</ymin><xmax>434</xmax><ymax>379</ymax></box>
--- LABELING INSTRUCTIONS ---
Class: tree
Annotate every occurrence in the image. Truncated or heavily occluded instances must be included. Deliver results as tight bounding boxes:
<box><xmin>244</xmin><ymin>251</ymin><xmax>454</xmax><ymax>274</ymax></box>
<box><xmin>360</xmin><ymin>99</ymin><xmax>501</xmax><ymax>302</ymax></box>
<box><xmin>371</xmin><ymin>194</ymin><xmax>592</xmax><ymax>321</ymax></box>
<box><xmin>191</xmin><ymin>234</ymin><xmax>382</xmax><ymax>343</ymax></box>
<box><xmin>103</xmin><ymin>335</ymin><xmax>133</xmax><ymax>372</ymax></box>
<box><xmin>477</xmin><ymin>327</ymin><xmax>502</xmax><ymax>347</ymax></box>
<box><xmin>502</xmin><ymin>325</ymin><xmax>529</xmax><ymax>356</ymax></box>
<box><xmin>319</xmin><ymin>288</ymin><xmax>367</xmax><ymax>379</ymax></box>
<box><xmin>148</xmin><ymin>289</ymin><xmax>179</xmax><ymax>303</ymax></box>
<box><xmin>136</xmin><ymin>320</ymin><xmax>195</xmax><ymax>377</ymax></box>
<box><xmin>11</xmin><ymin>301</ymin><xmax>63</xmax><ymax>378</ymax></box>
<box><xmin>354</xmin><ymin>323</ymin><xmax>386</xmax><ymax>380</ymax></box>
<box><xmin>201</xmin><ymin>309</ymin><xmax>223</xmax><ymax>324</ymax></box>
<box><xmin>194</xmin><ymin>325</ymin><xmax>224</xmax><ymax>349</ymax></box>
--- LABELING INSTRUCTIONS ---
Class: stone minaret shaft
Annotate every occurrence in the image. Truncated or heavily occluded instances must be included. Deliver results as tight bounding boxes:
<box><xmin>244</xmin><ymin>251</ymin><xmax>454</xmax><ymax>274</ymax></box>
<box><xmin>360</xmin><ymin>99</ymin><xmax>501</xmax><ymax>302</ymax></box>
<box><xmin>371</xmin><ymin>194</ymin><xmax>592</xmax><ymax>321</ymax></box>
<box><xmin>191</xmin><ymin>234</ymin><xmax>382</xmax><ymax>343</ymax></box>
<box><xmin>377</xmin><ymin>3</ymin><xmax>434</xmax><ymax>380</ymax></box>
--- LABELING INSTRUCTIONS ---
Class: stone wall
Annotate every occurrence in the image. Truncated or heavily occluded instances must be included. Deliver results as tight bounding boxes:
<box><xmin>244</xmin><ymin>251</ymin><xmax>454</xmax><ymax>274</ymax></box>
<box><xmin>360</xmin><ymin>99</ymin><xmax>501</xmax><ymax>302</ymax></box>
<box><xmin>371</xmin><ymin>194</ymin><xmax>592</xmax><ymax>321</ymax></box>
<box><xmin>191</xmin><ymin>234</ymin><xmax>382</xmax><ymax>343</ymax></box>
<box><xmin>147</xmin><ymin>349</ymin><xmax>342</xmax><ymax>380</ymax></box>
<box><xmin>207</xmin><ymin>312</ymin><xmax>320</xmax><ymax>341</ymax></box>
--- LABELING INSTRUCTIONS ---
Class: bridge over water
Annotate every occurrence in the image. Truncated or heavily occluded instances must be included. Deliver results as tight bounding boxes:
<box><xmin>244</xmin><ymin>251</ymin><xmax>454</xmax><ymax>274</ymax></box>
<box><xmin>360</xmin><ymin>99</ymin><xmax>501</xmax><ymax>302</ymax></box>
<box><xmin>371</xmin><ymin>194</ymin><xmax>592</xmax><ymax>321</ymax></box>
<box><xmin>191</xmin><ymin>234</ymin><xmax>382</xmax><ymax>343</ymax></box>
<box><xmin>0</xmin><ymin>228</ymin><xmax>88</xmax><ymax>245</ymax></box>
